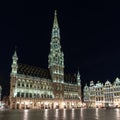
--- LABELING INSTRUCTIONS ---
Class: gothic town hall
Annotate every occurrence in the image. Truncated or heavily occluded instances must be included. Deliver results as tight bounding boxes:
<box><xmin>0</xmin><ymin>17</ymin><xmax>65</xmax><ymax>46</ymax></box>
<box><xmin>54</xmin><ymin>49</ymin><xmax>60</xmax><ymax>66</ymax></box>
<box><xmin>10</xmin><ymin>11</ymin><xmax>82</xmax><ymax>109</ymax></box>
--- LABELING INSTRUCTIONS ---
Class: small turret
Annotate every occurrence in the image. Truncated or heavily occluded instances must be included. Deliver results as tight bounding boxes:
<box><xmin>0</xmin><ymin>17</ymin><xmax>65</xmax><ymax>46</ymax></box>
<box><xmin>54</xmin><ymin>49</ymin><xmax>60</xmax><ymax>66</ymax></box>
<box><xmin>77</xmin><ymin>70</ymin><xmax>81</xmax><ymax>86</ymax></box>
<box><xmin>11</xmin><ymin>50</ymin><xmax>18</xmax><ymax>76</ymax></box>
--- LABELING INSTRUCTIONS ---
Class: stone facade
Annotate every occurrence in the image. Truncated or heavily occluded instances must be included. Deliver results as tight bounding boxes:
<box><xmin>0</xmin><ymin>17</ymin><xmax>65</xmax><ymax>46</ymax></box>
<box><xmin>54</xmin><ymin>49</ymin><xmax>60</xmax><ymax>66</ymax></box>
<box><xmin>83</xmin><ymin>78</ymin><xmax>120</xmax><ymax>108</ymax></box>
<box><xmin>9</xmin><ymin>11</ymin><xmax>82</xmax><ymax>109</ymax></box>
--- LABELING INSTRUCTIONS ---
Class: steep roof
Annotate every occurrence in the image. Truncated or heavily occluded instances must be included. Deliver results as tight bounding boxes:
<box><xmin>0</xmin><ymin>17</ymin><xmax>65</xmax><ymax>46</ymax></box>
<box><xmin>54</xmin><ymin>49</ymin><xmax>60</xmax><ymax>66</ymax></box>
<box><xmin>18</xmin><ymin>63</ymin><xmax>51</xmax><ymax>79</ymax></box>
<box><xmin>64</xmin><ymin>74</ymin><xmax>77</xmax><ymax>84</ymax></box>
<box><xmin>17</xmin><ymin>63</ymin><xmax>77</xmax><ymax>84</ymax></box>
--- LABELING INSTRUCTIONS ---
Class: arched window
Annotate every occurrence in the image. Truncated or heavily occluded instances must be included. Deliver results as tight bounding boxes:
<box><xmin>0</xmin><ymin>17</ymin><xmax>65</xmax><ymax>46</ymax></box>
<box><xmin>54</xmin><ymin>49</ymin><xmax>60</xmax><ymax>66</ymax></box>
<box><xmin>17</xmin><ymin>82</ymin><xmax>20</xmax><ymax>87</ymax></box>
<box><xmin>30</xmin><ymin>84</ymin><xmax>32</xmax><ymax>88</ymax></box>
<box><xmin>30</xmin><ymin>93</ymin><xmax>32</xmax><ymax>98</ymax></box>
<box><xmin>44</xmin><ymin>94</ymin><xmax>46</xmax><ymax>98</ymax></box>
<box><xmin>41</xmin><ymin>94</ymin><xmax>43</xmax><ymax>98</ymax></box>
<box><xmin>37</xmin><ymin>94</ymin><xmax>39</xmax><ymax>98</ymax></box>
<box><xmin>26</xmin><ymin>93</ymin><xmax>28</xmax><ymax>98</ymax></box>
<box><xmin>21</xmin><ymin>93</ymin><xmax>24</xmax><ymax>97</ymax></box>
<box><xmin>17</xmin><ymin>92</ymin><xmax>20</xmax><ymax>97</ymax></box>
<box><xmin>26</xmin><ymin>83</ymin><xmax>29</xmax><ymax>88</ymax></box>
<box><xmin>22</xmin><ymin>83</ymin><xmax>24</xmax><ymax>87</ymax></box>
<box><xmin>34</xmin><ymin>93</ymin><xmax>36</xmax><ymax>98</ymax></box>
<box><xmin>50</xmin><ymin>95</ymin><xmax>52</xmax><ymax>98</ymax></box>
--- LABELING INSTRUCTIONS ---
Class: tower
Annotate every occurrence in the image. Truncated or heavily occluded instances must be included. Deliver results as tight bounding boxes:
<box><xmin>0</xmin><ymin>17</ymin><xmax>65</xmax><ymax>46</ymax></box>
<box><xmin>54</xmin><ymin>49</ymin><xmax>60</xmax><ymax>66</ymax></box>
<box><xmin>48</xmin><ymin>10</ymin><xmax>64</xmax><ymax>100</ymax></box>
<box><xmin>77</xmin><ymin>70</ymin><xmax>82</xmax><ymax>101</ymax></box>
<box><xmin>10</xmin><ymin>50</ymin><xmax>18</xmax><ymax>108</ymax></box>
<box><xmin>48</xmin><ymin>10</ymin><xmax>64</xmax><ymax>83</ymax></box>
<box><xmin>11</xmin><ymin>50</ymin><xmax>18</xmax><ymax>76</ymax></box>
<box><xmin>77</xmin><ymin>70</ymin><xmax>81</xmax><ymax>86</ymax></box>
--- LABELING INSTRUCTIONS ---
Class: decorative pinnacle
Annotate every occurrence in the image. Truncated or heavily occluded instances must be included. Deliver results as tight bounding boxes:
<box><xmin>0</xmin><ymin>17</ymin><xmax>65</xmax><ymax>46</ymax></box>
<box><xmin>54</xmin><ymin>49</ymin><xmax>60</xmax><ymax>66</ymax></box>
<box><xmin>53</xmin><ymin>10</ymin><xmax>58</xmax><ymax>27</ymax></box>
<box><xmin>55</xmin><ymin>10</ymin><xmax>57</xmax><ymax>16</ymax></box>
<box><xmin>15</xmin><ymin>46</ymin><xmax>17</xmax><ymax>54</ymax></box>
<box><xmin>13</xmin><ymin>46</ymin><xmax>18</xmax><ymax>58</ymax></box>
<box><xmin>13</xmin><ymin>51</ymin><xmax>17</xmax><ymax>57</ymax></box>
<box><xmin>77</xmin><ymin>67</ymin><xmax>80</xmax><ymax>74</ymax></box>
<box><xmin>51</xmin><ymin>10</ymin><xmax>60</xmax><ymax>39</ymax></box>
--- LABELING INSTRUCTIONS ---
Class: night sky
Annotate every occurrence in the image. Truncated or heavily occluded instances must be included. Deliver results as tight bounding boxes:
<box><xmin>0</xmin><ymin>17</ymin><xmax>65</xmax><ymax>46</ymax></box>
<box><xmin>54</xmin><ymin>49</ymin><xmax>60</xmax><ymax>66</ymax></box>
<box><xmin>0</xmin><ymin>1</ymin><xmax>120</xmax><ymax>97</ymax></box>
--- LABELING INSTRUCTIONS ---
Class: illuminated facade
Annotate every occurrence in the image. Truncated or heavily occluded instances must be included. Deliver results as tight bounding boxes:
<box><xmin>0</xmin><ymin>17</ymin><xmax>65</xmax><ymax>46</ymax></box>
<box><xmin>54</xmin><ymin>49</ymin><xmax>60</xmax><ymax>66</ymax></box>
<box><xmin>83</xmin><ymin>78</ymin><xmax>120</xmax><ymax>108</ymax></box>
<box><xmin>10</xmin><ymin>11</ymin><xmax>82</xmax><ymax>109</ymax></box>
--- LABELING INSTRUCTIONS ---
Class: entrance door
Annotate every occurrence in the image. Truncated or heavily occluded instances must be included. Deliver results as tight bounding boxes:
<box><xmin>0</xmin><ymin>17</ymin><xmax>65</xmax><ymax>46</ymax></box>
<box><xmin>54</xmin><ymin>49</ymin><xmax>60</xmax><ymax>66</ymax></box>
<box><xmin>17</xmin><ymin>104</ymin><xmax>19</xmax><ymax>109</ymax></box>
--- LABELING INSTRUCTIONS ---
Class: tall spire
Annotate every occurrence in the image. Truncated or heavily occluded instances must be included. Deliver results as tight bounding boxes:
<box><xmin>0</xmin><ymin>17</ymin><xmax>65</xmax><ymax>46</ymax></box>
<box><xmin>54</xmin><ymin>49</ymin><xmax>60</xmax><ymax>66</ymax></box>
<box><xmin>51</xmin><ymin>10</ymin><xmax>60</xmax><ymax>40</ymax></box>
<box><xmin>77</xmin><ymin>68</ymin><xmax>81</xmax><ymax>86</ymax></box>
<box><xmin>11</xmin><ymin>48</ymin><xmax>18</xmax><ymax>75</ymax></box>
<box><xmin>53</xmin><ymin>10</ymin><xmax>59</xmax><ymax>28</ymax></box>
<box><xmin>12</xmin><ymin>46</ymin><xmax>18</xmax><ymax>58</ymax></box>
<box><xmin>13</xmin><ymin>50</ymin><xmax>17</xmax><ymax>58</ymax></box>
<box><xmin>48</xmin><ymin>10</ymin><xmax>64</xmax><ymax>83</ymax></box>
<box><xmin>77</xmin><ymin>67</ymin><xmax>80</xmax><ymax>77</ymax></box>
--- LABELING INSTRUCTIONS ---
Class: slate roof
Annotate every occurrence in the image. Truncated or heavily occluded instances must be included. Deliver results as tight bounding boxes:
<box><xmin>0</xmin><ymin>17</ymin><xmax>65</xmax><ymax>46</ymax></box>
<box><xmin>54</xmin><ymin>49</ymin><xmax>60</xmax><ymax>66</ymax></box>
<box><xmin>17</xmin><ymin>63</ymin><xmax>77</xmax><ymax>84</ymax></box>
<box><xmin>18</xmin><ymin>63</ymin><xmax>51</xmax><ymax>79</ymax></box>
<box><xmin>64</xmin><ymin>74</ymin><xmax>77</xmax><ymax>84</ymax></box>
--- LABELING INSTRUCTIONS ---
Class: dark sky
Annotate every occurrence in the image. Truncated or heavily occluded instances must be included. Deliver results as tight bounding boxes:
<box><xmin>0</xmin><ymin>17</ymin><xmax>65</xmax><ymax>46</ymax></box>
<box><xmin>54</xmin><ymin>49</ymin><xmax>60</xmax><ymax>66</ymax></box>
<box><xmin>0</xmin><ymin>1</ymin><xmax>120</xmax><ymax>96</ymax></box>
